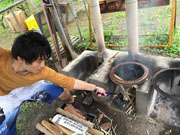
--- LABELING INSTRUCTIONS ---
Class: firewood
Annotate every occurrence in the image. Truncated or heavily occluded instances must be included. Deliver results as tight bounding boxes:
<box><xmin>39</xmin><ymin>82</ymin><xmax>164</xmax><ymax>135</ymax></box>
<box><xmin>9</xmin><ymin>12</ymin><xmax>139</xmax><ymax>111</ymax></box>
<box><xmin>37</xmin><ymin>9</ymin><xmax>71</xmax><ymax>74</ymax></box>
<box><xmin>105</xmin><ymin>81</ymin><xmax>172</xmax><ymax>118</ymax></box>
<box><xmin>114</xmin><ymin>74</ymin><xmax>123</xmax><ymax>80</ymax></box>
<box><xmin>51</xmin><ymin>124</ymin><xmax>64</xmax><ymax>135</ymax></box>
<box><xmin>50</xmin><ymin>118</ymin><xmax>74</xmax><ymax>135</ymax></box>
<box><xmin>56</xmin><ymin>107</ymin><xmax>94</xmax><ymax>128</ymax></box>
<box><xmin>87</xmin><ymin>128</ymin><xmax>104</xmax><ymax>135</ymax></box>
<box><xmin>41</xmin><ymin>120</ymin><xmax>63</xmax><ymax>135</ymax></box>
<box><xmin>86</xmin><ymin>132</ymin><xmax>92</xmax><ymax>135</ymax></box>
<box><xmin>100</xmin><ymin>121</ymin><xmax>111</xmax><ymax>131</ymax></box>
<box><xmin>50</xmin><ymin>117</ymin><xmax>103</xmax><ymax>135</ymax></box>
<box><xmin>64</xmin><ymin>104</ymin><xmax>86</xmax><ymax>120</ymax></box>
<box><xmin>36</xmin><ymin>123</ymin><xmax>53</xmax><ymax>135</ymax></box>
<box><xmin>97</xmin><ymin>112</ymin><xmax>104</xmax><ymax>123</ymax></box>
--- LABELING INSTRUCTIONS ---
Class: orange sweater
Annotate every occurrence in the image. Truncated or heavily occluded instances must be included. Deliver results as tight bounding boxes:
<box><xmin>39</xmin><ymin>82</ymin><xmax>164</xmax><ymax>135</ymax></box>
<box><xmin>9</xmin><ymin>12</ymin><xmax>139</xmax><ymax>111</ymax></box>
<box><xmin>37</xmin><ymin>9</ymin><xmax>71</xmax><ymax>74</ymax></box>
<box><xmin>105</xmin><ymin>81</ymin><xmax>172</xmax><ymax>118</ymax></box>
<box><xmin>0</xmin><ymin>47</ymin><xmax>75</xmax><ymax>96</ymax></box>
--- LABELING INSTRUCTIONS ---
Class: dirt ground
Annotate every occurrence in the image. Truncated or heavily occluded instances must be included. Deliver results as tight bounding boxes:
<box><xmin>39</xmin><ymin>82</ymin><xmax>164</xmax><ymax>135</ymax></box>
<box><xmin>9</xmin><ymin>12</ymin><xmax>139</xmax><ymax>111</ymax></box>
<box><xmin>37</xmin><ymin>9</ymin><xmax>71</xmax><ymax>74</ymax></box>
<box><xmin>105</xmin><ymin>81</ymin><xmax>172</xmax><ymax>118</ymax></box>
<box><xmin>15</xmin><ymin>91</ymin><xmax>180</xmax><ymax>135</ymax></box>
<box><xmin>1</xmin><ymin>0</ymin><xmax>180</xmax><ymax>135</ymax></box>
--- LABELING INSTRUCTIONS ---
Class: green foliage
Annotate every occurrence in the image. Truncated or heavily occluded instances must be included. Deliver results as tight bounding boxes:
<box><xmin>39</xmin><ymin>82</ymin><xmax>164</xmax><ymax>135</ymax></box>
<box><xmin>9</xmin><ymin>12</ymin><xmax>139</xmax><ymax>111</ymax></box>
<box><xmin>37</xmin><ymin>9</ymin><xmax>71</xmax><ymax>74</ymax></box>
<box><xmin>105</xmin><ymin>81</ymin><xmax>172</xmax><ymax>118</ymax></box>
<box><xmin>75</xmin><ymin>3</ymin><xmax>180</xmax><ymax>57</ymax></box>
<box><xmin>114</xmin><ymin>12</ymin><xmax>126</xmax><ymax>18</ymax></box>
<box><xmin>0</xmin><ymin>0</ymin><xmax>13</xmax><ymax>10</ymax></box>
<box><xmin>74</xmin><ymin>30</ymin><xmax>93</xmax><ymax>53</ymax></box>
<box><xmin>104</xmin><ymin>26</ymin><xmax>115</xmax><ymax>44</ymax></box>
<box><xmin>21</xmin><ymin>101</ymin><xmax>44</xmax><ymax>113</ymax></box>
<box><xmin>75</xmin><ymin>25</ymin><xmax>117</xmax><ymax>53</ymax></box>
<box><xmin>76</xmin><ymin>23</ymin><xmax>180</xmax><ymax>57</ymax></box>
<box><xmin>34</xmin><ymin>0</ymin><xmax>41</xmax><ymax>5</ymax></box>
<box><xmin>15</xmin><ymin>101</ymin><xmax>44</xmax><ymax>133</ymax></box>
<box><xmin>140</xmin><ymin>26</ymin><xmax>180</xmax><ymax>57</ymax></box>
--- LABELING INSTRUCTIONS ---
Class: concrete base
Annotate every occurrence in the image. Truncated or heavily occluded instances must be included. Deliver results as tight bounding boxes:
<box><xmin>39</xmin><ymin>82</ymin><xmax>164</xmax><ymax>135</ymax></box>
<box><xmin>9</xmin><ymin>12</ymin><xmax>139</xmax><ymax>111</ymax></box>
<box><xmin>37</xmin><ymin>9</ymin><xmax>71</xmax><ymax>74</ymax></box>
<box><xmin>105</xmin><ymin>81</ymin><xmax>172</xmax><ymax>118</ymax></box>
<box><xmin>62</xmin><ymin>49</ymin><xmax>180</xmax><ymax>116</ymax></box>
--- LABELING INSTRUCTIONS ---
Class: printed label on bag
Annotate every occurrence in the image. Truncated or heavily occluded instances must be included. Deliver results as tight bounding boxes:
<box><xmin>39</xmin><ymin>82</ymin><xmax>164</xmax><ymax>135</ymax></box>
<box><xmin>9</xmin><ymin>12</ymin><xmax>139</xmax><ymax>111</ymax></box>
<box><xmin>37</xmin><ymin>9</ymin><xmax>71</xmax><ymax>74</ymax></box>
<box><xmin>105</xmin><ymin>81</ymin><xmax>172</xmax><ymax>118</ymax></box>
<box><xmin>52</xmin><ymin>114</ymin><xmax>88</xmax><ymax>134</ymax></box>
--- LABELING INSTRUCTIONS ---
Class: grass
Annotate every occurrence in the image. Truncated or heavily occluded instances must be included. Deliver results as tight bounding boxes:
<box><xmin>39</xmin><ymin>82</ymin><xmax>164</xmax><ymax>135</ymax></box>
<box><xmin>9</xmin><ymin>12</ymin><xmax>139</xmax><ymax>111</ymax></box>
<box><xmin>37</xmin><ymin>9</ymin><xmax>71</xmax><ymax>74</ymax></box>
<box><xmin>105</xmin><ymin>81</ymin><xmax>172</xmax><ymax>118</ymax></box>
<box><xmin>74</xmin><ymin>0</ymin><xmax>180</xmax><ymax>58</ymax></box>
<box><xmin>16</xmin><ymin>101</ymin><xmax>44</xmax><ymax>132</ymax></box>
<box><xmin>0</xmin><ymin>0</ymin><xmax>13</xmax><ymax>11</ymax></box>
<box><xmin>0</xmin><ymin>28</ymin><xmax>19</xmax><ymax>49</ymax></box>
<box><xmin>20</xmin><ymin>101</ymin><xmax>44</xmax><ymax>113</ymax></box>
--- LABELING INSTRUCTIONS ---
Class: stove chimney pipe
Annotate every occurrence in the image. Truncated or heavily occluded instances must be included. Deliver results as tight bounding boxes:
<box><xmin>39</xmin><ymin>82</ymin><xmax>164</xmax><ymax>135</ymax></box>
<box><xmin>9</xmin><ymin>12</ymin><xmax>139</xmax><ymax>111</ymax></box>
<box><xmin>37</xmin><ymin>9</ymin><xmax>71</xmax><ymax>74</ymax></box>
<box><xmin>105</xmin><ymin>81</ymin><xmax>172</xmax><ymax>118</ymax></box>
<box><xmin>89</xmin><ymin>0</ymin><xmax>106</xmax><ymax>56</ymax></box>
<box><xmin>125</xmin><ymin>0</ymin><xmax>139</xmax><ymax>55</ymax></box>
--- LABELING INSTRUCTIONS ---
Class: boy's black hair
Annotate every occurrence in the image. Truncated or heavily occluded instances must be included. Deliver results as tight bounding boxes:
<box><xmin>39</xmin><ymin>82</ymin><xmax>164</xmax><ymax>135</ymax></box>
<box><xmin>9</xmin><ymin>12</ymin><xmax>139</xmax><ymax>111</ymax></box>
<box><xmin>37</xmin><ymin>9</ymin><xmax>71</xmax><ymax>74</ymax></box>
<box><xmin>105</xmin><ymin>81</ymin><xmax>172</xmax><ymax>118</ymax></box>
<box><xmin>12</xmin><ymin>31</ymin><xmax>51</xmax><ymax>64</ymax></box>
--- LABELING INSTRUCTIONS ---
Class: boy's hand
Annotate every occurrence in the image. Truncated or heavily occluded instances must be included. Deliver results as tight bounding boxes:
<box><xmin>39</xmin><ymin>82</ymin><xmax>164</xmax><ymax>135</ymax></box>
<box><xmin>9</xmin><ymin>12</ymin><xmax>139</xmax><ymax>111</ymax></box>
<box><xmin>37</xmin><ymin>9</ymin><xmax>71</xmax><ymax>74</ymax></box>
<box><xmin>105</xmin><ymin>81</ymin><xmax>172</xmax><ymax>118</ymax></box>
<box><xmin>94</xmin><ymin>87</ymin><xmax>107</xmax><ymax>97</ymax></box>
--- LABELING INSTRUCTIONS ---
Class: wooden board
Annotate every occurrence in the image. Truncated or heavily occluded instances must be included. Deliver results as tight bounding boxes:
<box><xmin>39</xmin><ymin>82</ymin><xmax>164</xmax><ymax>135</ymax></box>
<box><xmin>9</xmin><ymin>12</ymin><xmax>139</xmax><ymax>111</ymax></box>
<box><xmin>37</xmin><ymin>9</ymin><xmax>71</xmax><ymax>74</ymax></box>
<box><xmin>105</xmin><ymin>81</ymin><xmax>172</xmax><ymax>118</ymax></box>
<box><xmin>100</xmin><ymin>0</ymin><xmax>170</xmax><ymax>13</ymax></box>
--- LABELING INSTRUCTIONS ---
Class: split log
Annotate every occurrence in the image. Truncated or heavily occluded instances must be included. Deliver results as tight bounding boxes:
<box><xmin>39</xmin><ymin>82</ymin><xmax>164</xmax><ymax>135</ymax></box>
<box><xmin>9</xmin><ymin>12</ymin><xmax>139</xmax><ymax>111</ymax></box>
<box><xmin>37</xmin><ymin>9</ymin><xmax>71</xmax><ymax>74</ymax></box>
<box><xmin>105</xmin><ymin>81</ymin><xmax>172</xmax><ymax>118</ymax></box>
<box><xmin>50</xmin><ymin>118</ymin><xmax>74</xmax><ymax>135</ymax></box>
<box><xmin>56</xmin><ymin>107</ymin><xmax>94</xmax><ymax>128</ymax></box>
<box><xmin>36</xmin><ymin>123</ymin><xmax>53</xmax><ymax>135</ymax></box>
<box><xmin>97</xmin><ymin>112</ymin><xmax>104</xmax><ymax>123</ymax></box>
<box><xmin>64</xmin><ymin>104</ymin><xmax>86</xmax><ymax>120</ymax></box>
<box><xmin>41</xmin><ymin>120</ymin><xmax>63</xmax><ymax>135</ymax></box>
<box><xmin>100</xmin><ymin>121</ymin><xmax>111</xmax><ymax>131</ymax></box>
<box><xmin>87</xmin><ymin>128</ymin><xmax>104</xmax><ymax>135</ymax></box>
<box><xmin>50</xmin><ymin>115</ymin><xmax>104</xmax><ymax>135</ymax></box>
<box><xmin>114</xmin><ymin>74</ymin><xmax>134</xmax><ymax>104</ymax></box>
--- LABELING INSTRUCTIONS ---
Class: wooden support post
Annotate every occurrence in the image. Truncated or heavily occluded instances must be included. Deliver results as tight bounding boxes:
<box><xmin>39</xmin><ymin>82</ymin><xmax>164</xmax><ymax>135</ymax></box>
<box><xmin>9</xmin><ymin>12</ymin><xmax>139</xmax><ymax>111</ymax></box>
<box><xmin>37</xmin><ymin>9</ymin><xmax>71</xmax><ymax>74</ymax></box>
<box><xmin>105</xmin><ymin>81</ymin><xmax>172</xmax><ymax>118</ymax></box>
<box><xmin>53</xmin><ymin>0</ymin><xmax>76</xmax><ymax>60</ymax></box>
<box><xmin>168</xmin><ymin>0</ymin><xmax>176</xmax><ymax>46</ymax></box>
<box><xmin>41</xmin><ymin>1</ymin><xmax>64</xmax><ymax>71</ymax></box>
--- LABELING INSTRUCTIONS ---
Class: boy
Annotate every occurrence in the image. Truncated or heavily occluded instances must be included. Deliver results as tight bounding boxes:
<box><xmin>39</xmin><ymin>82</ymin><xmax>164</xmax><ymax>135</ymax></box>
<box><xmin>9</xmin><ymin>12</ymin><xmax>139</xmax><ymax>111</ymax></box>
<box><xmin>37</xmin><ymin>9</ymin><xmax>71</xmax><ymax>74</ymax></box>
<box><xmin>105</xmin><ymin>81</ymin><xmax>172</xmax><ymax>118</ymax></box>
<box><xmin>0</xmin><ymin>31</ymin><xmax>106</xmax><ymax>134</ymax></box>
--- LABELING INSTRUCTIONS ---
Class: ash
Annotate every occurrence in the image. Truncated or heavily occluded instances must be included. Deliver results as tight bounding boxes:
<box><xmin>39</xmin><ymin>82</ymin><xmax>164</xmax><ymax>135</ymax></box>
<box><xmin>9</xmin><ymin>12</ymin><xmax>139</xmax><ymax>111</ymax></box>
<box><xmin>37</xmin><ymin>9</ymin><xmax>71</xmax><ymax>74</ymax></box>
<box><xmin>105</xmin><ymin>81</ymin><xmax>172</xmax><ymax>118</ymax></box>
<box><xmin>150</xmin><ymin>93</ymin><xmax>180</xmax><ymax>127</ymax></box>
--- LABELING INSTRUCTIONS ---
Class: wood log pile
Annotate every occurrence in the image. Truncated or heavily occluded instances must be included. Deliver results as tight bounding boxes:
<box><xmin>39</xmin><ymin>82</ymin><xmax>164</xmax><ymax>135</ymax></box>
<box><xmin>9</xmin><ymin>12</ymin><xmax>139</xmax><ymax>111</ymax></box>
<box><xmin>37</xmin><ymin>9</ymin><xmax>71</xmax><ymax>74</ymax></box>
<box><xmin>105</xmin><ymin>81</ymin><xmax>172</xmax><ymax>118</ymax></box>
<box><xmin>36</xmin><ymin>104</ymin><xmax>117</xmax><ymax>135</ymax></box>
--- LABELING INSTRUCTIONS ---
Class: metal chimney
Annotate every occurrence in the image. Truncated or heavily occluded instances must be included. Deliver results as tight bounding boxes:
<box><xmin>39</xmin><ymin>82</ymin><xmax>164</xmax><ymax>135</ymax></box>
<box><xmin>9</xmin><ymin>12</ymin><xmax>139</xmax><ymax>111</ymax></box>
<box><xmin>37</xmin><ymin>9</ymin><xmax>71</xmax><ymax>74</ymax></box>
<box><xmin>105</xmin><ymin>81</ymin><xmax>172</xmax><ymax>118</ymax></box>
<box><xmin>125</xmin><ymin>0</ymin><xmax>139</xmax><ymax>55</ymax></box>
<box><xmin>89</xmin><ymin>0</ymin><xmax>106</xmax><ymax>56</ymax></box>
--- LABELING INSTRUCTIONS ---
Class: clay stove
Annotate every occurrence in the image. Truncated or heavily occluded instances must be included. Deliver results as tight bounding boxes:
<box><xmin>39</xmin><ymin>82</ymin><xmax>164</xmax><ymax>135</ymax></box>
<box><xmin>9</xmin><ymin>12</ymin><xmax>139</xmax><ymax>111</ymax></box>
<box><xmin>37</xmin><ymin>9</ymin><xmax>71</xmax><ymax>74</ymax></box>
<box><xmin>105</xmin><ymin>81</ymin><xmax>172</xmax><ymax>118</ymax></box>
<box><xmin>62</xmin><ymin>49</ymin><xmax>180</xmax><ymax>128</ymax></box>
